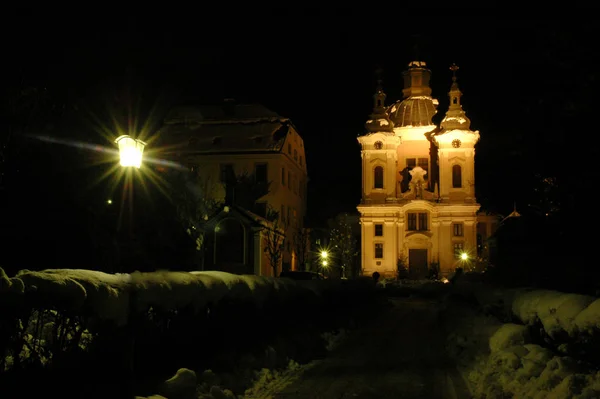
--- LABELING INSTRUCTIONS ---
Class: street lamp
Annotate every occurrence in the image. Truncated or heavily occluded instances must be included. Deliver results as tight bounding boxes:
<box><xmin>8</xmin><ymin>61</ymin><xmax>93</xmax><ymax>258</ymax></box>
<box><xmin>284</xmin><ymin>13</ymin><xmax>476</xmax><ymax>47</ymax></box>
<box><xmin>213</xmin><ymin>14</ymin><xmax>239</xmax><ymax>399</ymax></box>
<box><xmin>319</xmin><ymin>250</ymin><xmax>329</xmax><ymax>276</ymax></box>
<box><xmin>115</xmin><ymin>135</ymin><xmax>146</xmax><ymax>168</ymax></box>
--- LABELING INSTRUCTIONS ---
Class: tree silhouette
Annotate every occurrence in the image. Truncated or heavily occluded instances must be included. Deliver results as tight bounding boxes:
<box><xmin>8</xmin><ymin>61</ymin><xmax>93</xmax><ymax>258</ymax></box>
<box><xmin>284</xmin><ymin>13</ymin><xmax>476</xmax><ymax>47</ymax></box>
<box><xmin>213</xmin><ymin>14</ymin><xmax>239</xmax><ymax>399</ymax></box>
<box><xmin>263</xmin><ymin>207</ymin><xmax>284</xmax><ymax>277</ymax></box>
<box><xmin>329</xmin><ymin>213</ymin><xmax>359</xmax><ymax>278</ymax></box>
<box><xmin>293</xmin><ymin>227</ymin><xmax>310</xmax><ymax>271</ymax></box>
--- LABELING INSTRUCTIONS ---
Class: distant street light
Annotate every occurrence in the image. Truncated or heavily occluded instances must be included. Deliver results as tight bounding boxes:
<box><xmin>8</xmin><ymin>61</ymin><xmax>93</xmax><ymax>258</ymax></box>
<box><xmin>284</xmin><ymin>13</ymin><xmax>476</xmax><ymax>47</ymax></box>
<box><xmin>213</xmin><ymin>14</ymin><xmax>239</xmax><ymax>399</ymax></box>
<box><xmin>320</xmin><ymin>250</ymin><xmax>329</xmax><ymax>276</ymax></box>
<box><xmin>115</xmin><ymin>135</ymin><xmax>146</xmax><ymax>168</ymax></box>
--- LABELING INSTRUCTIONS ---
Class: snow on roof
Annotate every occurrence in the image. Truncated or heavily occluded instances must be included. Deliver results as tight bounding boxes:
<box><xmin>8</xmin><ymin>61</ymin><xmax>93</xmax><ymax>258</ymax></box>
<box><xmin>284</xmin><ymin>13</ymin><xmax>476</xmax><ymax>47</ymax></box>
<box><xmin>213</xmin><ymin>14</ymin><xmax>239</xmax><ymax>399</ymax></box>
<box><xmin>161</xmin><ymin>103</ymin><xmax>292</xmax><ymax>154</ymax></box>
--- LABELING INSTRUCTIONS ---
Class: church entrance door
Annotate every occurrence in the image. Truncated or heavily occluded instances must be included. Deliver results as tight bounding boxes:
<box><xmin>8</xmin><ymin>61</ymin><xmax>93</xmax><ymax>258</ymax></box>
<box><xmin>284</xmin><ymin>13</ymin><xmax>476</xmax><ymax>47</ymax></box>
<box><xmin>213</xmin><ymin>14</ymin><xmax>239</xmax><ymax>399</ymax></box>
<box><xmin>409</xmin><ymin>249</ymin><xmax>428</xmax><ymax>279</ymax></box>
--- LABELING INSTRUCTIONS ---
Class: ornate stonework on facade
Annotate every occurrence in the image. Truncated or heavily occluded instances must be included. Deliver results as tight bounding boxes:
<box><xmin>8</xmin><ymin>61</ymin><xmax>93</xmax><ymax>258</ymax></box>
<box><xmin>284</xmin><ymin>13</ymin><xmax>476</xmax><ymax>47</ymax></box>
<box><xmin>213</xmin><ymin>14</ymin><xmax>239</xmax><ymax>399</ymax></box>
<box><xmin>357</xmin><ymin>61</ymin><xmax>495</xmax><ymax>279</ymax></box>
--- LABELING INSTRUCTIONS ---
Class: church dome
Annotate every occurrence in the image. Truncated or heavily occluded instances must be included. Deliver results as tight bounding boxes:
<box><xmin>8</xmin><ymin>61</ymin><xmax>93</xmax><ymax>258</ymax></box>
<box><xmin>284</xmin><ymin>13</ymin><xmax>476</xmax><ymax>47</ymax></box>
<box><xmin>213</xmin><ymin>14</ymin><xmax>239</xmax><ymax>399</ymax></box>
<box><xmin>365</xmin><ymin>114</ymin><xmax>394</xmax><ymax>133</ymax></box>
<box><xmin>387</xmin><ymin>97</ymin><xmax>438</xmax><ymax>128</ymax></box>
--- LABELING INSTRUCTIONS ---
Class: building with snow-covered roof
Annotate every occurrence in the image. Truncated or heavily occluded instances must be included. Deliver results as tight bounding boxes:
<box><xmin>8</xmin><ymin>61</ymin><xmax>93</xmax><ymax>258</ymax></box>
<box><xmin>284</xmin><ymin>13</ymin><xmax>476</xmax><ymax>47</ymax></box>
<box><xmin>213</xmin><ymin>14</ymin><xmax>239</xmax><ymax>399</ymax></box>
<box><xmin>357</xmin><ymin>62</ymin><xmax>498</xmax><ymax>279</ymax></box>
<box><xmin>160</xmin><ymin>100</ymin><xmax>308</xmax><ymax>276</ymax></box>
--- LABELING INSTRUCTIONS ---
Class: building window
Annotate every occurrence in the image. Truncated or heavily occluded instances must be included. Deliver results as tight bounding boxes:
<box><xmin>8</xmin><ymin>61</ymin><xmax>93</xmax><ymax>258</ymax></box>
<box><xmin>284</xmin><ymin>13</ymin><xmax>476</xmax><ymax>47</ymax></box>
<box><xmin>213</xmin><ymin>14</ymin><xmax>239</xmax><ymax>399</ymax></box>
<box><xmin>374</xmin><ymin>224</ymin><xmax>383</xmax><ymax>236</ymax></box>
<box><xmin>374</xmin><ymin>141</ymin><xmax>383</xmax><ymax>150</ymax></box>
<box><xmin>220</xmin><ymin>164</ymin><xmax>234</xmax><ymax>183</ymax></box>
<box><xmin>299</xmin><ymin>156</ymin><xmax>303</xmax><ymax>166</ymax></box>
<box><xmin>255</xmin><ymin>163</ymin><xmax>268</xmax><ymax>183</ymax></box>
<box><xmin>407</xmin><ymin>212</ymin><xmax>428</xmax><ymax>231</ymax></box>
<box><xmin>453</xmin><ymin>242</ymin><xmax>464</xmax><ymax>258</ymax></box>
<box><xmin>418</xmin><ymin>213</ymin><xmax>428</xmax><ymax>231</ymax></box>
<box><xmin>294</xmin><ymin>149</ymin><xmax>298</xmax><ymax>161</ymax></box>
<box><xmin>374</xmin><ymin>166</ymin><xmax>384</xmax><ymax>189</ymax></box>
<box><xmin>374</xmin><ymin>243</ymin><xmax>383</xmax><ymax>259</ymax></box>
<box><xmin>406</xmin><ymin>157</ymin><xmax>429</xmax><ymax>177</ymax></box>
<box><xmin>293</xmin><ymin>175</ymin><xmax>297</xmax><ymax>194</ymax></box>
<box><xmin>281</xmin><ymin>167</ymin><xmax>286</xmax><ymax>185</ymax></box>
<box><xmin>452</xmin><ymin>165</ymin><xmax>462</xmax><ymax>188</ymax></box>
<box><xmin>288</xmin><ymin>144</ymin><xmax>291</xmax><ymax>154</ymax></box>
<box><xmin>453</xmin><ymin>223</ymin><xmax>463</xmax><ymax>237</ymax></box>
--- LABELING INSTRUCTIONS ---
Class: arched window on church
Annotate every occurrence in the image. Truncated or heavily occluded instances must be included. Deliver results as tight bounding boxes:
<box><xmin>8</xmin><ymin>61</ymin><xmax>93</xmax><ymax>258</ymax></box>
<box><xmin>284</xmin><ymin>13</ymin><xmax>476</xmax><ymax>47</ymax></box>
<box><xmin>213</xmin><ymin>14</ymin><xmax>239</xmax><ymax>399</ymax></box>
<box><xmin>374</xmin><ymin>166</ymin><xmax>384</xmax><ymax>189</ymax></box>
<box><xmin>452</xmin><ymin>165</ymin><xmax>462</xmax><ymax>188</ymax></box>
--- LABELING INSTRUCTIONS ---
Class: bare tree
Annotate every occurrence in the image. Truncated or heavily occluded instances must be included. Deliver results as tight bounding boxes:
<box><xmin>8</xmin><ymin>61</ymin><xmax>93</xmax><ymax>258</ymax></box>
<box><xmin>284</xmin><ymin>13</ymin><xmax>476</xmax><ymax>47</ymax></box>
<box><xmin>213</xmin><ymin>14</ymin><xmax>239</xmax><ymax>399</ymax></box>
<box><xmin>167</xmin><ymin>168</ymin><xmax>272</xmax><ymax>270</ymax></box>
<box><xmin>329</xmin><ymin>213</ymin><xmax>359</xmax><ymax>278</ymax></box>
<box><xmin>263</xmin><ymin>206</ymin><xmax>285</xmax><ymax>277</ymax></box>
<box><xmin>168</xmin><ymin>169</ymin><xmax>223</xmax><ymax>268</ymax></box>
<box><xmin>293</xmin><ymin>227</ymin><xmax>311</xmax><ymax>271</ymax></box>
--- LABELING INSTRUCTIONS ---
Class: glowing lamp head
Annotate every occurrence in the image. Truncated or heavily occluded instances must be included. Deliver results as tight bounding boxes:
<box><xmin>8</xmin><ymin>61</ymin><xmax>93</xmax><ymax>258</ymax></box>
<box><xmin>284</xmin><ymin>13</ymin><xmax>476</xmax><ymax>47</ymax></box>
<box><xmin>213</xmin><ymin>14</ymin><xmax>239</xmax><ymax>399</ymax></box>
<box><xmin>320</xmin><ymin>250</ymin><xmax>328</xmax><ymax>259</ymax></box>
<box><xmin>322</xmin><ymin>260</ymin><xmax>328</xmax><ymax>267</ymax></box>
<box><xmin>460</xmin><ymin>253</ymin><xmax>469</xmax><ymax>261</ymax></box>
<box><xmin>115</xmin><ymin>135</ymin><xmax>146</xmax><ymax>168</ymax></box>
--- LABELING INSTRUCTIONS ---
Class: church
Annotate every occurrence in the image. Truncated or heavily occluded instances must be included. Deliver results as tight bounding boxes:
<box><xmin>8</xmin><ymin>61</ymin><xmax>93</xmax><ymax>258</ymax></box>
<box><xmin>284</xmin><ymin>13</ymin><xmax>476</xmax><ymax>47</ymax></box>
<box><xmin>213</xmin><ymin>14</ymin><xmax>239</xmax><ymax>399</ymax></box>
<box><xmin>357</xmin><ymin>61</ymin><xmax>497</xmax><ymax>279</ymax></box>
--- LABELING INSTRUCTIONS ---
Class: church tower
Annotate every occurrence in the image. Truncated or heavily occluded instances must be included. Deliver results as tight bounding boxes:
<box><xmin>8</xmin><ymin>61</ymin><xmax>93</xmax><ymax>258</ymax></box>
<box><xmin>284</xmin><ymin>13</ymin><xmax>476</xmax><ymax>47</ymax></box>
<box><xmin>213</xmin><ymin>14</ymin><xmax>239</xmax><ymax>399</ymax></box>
<box><xmin>357</xmin><ymin>62</ymin><xmax>481</xmax><ymax>279</ymax></box>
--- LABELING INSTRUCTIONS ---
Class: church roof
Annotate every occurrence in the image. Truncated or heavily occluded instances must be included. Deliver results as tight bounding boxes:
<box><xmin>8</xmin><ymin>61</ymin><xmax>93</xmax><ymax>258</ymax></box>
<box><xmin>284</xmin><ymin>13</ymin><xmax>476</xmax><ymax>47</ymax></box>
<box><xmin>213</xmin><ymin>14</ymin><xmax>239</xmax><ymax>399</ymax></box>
<box><xmin>385</xmin><ymin>61</ymin><xmax>438</xmax><ymax>128</ymax></box>
<box><xmin>387</xmin><ymin>96</ymin><xmax>438</xmax><ymax>128</ymax></box>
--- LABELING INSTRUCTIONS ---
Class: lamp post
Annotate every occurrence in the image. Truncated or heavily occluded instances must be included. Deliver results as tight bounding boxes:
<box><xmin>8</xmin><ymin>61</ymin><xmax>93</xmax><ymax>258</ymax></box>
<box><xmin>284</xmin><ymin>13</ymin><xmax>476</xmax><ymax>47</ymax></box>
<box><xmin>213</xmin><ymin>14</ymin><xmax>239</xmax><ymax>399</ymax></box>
<box><xmin>114</xmin><ymin>134</ymin><xmax>146</xmax><ymax>396</ymax></box>
<box><xmin>114</xmin><ymin>135</ymin><xmax>147</xmax><ymax>259</ymax></box>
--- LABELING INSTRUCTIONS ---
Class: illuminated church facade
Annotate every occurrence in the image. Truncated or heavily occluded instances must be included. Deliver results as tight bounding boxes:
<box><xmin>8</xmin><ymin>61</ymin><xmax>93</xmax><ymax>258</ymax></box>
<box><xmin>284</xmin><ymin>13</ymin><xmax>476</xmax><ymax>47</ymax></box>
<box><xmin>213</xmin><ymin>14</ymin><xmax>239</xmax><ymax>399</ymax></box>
<box><xmin>357</xmin><ymin>61</ymin><xmax>496</xmax><ymax>279</ymax></box>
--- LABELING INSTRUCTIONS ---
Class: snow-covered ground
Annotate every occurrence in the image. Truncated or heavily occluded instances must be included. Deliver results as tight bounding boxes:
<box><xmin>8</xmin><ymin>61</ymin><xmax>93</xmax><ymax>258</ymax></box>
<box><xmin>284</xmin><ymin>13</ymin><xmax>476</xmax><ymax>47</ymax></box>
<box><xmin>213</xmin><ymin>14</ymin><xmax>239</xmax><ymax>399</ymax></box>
<box><xmin>137</xmin><ymin>278</ymin><xmax>600</xmax><ymax>399</ymax></box>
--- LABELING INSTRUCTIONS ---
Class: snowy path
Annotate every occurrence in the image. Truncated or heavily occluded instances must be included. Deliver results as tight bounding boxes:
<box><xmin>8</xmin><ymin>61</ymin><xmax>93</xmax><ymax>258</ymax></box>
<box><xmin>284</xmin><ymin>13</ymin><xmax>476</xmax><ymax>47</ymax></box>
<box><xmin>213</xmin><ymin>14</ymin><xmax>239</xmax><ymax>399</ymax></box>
<box><xmin>252</xmin><ymin>297</ymin><xmax>471</xmax><ymax>399</ymax></box>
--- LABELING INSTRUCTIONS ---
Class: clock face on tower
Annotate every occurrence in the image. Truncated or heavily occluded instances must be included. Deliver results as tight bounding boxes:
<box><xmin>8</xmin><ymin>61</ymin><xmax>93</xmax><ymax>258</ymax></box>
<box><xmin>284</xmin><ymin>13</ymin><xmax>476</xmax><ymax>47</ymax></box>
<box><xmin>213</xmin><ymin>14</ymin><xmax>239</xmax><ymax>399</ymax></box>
<box><xmin>452</xmin><ymin>139</ymin><xmax>462</xmax><ymax>148</ymax></box>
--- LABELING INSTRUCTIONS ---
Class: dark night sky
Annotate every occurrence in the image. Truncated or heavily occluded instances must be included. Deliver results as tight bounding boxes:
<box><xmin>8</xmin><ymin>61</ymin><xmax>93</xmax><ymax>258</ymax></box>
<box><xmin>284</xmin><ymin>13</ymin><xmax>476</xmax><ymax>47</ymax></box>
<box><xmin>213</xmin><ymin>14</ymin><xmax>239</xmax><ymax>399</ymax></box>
<box><xmin>7</xmin><ymin>12</ymin><xmax>600</xmax><ymax>226</ymax></box>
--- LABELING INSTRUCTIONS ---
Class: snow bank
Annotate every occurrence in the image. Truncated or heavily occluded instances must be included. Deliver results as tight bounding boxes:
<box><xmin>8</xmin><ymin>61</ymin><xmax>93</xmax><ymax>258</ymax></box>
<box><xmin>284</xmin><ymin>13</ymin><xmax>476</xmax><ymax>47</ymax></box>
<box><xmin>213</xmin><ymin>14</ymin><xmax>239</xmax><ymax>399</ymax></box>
<box><xmin>489</xmin><ymin>323</ymin><xmax>530</xmax><ymax>353</ymax></box>
<box><xmin>470</xmin><ymin>327</ymin><xmax>600</xmax><ymax>398</ymax></box>
<box><xmin>451</xmin><ymin>281</ymin><xmax>600</xmax><ymax>345</ymax></box>
<box><xmin>444</xmin><ymin>282</ymin><xmax>600</xmax><ymax>398</ymax></box>
<box><xmin>511</xmin><ymin>289</ymin><xmax>598</xmax><ymax>338</ymax></box>
<box><xmin>0</xmin><ymin>267</ymin><xmax>24</xmax><ymax>295</ymax></box>
<box><xmin>8</xmin><ymin>269</ymin><xmax>338</xmax><ymax>327</ymax></box>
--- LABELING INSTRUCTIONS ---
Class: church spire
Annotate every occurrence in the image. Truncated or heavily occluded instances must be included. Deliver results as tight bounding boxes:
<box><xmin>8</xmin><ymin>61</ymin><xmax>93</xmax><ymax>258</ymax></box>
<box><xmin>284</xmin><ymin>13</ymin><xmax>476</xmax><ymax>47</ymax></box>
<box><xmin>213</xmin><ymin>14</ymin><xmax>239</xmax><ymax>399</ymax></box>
<box><xmin>373</xmin><ymin>68</ymin><xmax>387</xmax><ymax>113</ymax></box>
<box><xmin>364</xmin><ymin>68</ymin><xmax>394</xmax><ymax>133</ymax></box>
<box><xmin>439</xmin><ymin>63</ymin><xmax>472</xmax><ymax>131</ymax></box>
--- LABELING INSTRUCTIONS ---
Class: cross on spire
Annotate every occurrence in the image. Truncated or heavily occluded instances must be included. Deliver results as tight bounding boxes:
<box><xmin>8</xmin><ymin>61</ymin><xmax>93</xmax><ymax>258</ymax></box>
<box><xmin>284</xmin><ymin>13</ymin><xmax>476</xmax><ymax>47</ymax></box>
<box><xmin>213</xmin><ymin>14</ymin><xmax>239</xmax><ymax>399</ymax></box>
<box><xmin>450</xmin><ymin>63</ymin><xmax>459</xmax><ymax>82</ymax></box>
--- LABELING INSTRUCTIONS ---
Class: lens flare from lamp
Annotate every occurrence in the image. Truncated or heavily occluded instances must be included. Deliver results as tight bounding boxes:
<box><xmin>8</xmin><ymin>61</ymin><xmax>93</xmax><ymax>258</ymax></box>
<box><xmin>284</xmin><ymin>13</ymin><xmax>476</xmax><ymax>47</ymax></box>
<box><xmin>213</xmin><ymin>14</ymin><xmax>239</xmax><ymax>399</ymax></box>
<box><xmin>115</xmin><ymin>135</ymin><xmax>146</xmax><ymax>168</ymax></box>
<box><xmin>461</xmin><ymin>253</ymin><xmax>469</xmax><ymax>260</ymax></box>
<box><xmin>320</xmin><ymin>250</ymin><xmax>328</xmax><ymax>259</ymax></box>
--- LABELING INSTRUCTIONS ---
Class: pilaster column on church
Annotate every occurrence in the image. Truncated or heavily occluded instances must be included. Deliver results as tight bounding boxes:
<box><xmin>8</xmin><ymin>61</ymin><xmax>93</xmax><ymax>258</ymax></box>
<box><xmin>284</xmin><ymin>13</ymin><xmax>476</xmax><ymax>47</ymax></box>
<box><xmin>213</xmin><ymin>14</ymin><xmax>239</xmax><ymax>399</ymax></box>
<box><xmin>361</xmin><ymin>221</ymin><xmax>366</xmax><ymax>276</ymax></box>
<box><xmin>396</xmin><ymin>220</ymin><xmax>406</xmax><ymax>260</ymax></box>
<box><xmin>431</xmin><ymin>220</ymin><xmax>440</xmax><ymax>258</ymax></box>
